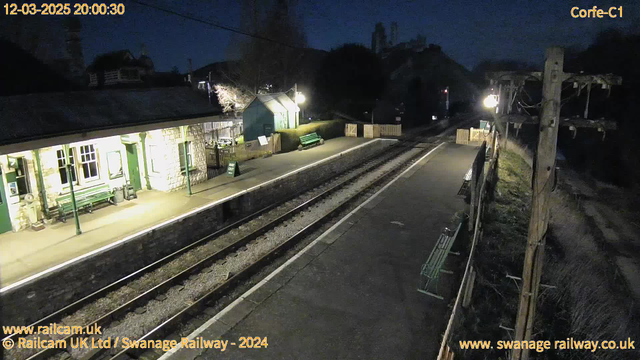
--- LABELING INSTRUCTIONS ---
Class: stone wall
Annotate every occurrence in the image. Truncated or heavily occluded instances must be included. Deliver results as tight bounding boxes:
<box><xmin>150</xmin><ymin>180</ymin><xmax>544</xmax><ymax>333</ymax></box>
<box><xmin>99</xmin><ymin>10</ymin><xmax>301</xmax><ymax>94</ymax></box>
<box><xmin>146</xmin><ymin>125</ymin><xmax>207</xmax><ymax>192</ymax></box>
<box><xmin>1</xmin><ymin>125</ymin><xmax>208</xmax><ymax>232</ymax></box>
<box><xmin>1</xmin><ymin>139</ymin><xmax>393</xmax><ymax>326</ymax></box>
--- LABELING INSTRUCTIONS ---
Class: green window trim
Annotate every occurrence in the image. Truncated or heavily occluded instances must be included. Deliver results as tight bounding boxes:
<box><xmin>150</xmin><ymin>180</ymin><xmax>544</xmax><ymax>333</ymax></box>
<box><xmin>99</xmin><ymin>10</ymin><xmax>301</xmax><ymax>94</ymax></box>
<box><xmin>178</xmin><ymin>141</ymin><xmax>193</xmax><ymax>171</ymax></box>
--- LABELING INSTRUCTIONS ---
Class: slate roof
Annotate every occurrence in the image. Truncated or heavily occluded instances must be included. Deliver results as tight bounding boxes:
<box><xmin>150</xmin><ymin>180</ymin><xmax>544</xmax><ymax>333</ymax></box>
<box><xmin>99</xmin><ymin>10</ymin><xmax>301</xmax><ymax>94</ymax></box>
<box><xmin>249</xmin><ymin>93</ymin><xmax>299</xmax><ymax>114</ymax></box>
<box><xmin>0</xmin><ymin>87</ymin><xmax>220</xmax><ymax>147</ymax></box>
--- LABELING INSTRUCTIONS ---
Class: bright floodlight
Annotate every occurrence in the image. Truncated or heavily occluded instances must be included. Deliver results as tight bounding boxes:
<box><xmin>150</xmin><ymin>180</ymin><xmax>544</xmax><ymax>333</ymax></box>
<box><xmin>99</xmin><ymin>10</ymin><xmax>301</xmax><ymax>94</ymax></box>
<box><xmin>483</xmin><ymin>95</ymin><xmax>498</xmax><ymax>108</ymax></box>
<box><xmin>295</xmin><ymin>92</ymin><xmax>306</xmax><ymax>104</ymax></box>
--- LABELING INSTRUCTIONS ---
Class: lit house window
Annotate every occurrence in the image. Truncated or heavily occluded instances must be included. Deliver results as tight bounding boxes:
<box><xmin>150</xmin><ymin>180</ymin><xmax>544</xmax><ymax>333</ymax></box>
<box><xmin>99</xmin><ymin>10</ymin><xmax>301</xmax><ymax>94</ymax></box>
<box><xmin>57</xmin><ymin>149</ymin><xmax>77</xmax><ymax>185</ymax></box>
<box><xmin>178</xmin><ymin>142</ymin><xmax>192</xmax><ymax>171</ymax></box>
<box><xmin>80</xmin><ymin>144</ymin><xmax>99</xmax><ymax>180</ymax></box>
<box><xmin>15</xmin><ymin>157</ymin><xmax>31</xmax><ymax>196</ymax></box>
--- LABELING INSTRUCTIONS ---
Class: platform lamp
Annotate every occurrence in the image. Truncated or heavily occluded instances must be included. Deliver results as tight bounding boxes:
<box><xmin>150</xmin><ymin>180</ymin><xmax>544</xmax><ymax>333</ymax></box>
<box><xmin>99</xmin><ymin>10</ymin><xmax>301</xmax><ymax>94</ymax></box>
<box><xmin>180</xmin><ymin>125</ymin><xmax>192</xmax><ymax>196</ymax></box>
<box><xmin>64</xmin><ymin>144</ymin><xmax>82</xmax><ymax>235</ymax></box>
<box><xmin>290</xmin><ymin>83</ymin><xmax>306</xmax><ymax>128</ymax></box>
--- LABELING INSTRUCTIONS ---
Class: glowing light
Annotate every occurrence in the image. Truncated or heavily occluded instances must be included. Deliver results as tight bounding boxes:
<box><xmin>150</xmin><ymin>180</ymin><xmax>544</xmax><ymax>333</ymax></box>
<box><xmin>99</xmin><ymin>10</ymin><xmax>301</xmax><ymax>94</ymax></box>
<box><xmin>483</xmin><ymin>95</ymin><xmax>498</xmax><ymax>108</ymax></box>
<box><xmin>295</xmin><ymin>92</ymin><xmax>306</xmax><ymax>104</ymax></box>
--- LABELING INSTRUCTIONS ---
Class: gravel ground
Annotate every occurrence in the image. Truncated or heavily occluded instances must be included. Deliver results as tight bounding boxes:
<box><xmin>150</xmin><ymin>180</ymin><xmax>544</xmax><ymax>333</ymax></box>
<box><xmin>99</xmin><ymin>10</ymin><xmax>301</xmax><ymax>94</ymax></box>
<box><xmin>66</xmin><ymin>146</ymin><xmax>424</xmax><ymax>359</ymax></box>
<box><xmin>4</xmin><ymin>141</ymin><xmax>414</xmax><ymax>360</ymax></box>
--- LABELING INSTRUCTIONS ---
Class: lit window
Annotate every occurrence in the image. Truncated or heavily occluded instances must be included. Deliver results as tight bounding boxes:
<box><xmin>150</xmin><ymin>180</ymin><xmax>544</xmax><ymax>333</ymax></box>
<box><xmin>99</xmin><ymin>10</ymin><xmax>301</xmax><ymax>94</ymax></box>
<box><xmin>106</xmin><ymin>151</ymin><xmax>123</xmax><ymax>179</ymax></box>
<box><xmin>14</xmin><ymin>157</ymin><xmax>31</xmax><ymax>196</ymax></box>
<box><xmin>80</xmin><ymin>144</ymin><xmax>99</xmax><ymax>180</ymax></box>
<box><xmin>57</xmin><ymin>149</ymin><xmax>77</xmax><ymax>185</ymax></box>
<box><xmin>178</xmin><ymin>142</ymin><xmax>193</xmax><ymax>171</ymax></box>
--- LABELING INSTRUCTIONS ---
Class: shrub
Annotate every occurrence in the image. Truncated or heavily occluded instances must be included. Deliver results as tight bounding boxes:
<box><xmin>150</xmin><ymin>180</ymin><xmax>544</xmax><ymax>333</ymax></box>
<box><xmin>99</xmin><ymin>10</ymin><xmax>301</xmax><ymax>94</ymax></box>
<box><xmin>277</xmin><ymin>119</ymin><xmax>345</xmax><ymax>152</ymax></box>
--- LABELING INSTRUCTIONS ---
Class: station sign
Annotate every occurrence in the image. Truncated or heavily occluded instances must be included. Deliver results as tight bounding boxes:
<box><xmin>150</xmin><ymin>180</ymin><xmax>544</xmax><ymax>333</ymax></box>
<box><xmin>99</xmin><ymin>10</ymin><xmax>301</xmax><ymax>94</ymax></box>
<box><xmin>227</xmin><ymin>161</ymin><xmax>240</xmax><ymax>177</ymax></box>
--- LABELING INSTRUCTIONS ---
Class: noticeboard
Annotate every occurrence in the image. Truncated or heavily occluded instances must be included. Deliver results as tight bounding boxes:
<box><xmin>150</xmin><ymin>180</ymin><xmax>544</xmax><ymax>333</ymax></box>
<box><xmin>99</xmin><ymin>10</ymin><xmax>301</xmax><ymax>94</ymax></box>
<box><xmin>227</xmin><ymin>161</ymin><xmax>240</xmax><ymax>177</ymax></box>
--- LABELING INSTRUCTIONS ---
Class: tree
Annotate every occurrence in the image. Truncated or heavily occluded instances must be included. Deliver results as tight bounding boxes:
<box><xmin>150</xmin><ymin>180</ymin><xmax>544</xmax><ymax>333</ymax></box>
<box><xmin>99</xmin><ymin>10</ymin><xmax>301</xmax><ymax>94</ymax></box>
<box><xmin>170</xmin><ymin>66</ymin><xmax>180</xmax><ymax>74</ymax></box>
<box><xmin>227</xmin><ymin>0</ymin><xmax>307</xmax><ymax>94</ymax></box>
<box><xmin>314</xmin><ymin>44</ymin><xmax>385</xmax><ymax>117</ymax></box>
<box><xmin>472</xmin><ymin>59</ymin><xmax>537</xmax><ymax>86</ymax></box>
<box><xmin>214</xmin><ymin>84</ymin><xmax>253</xmax><ymax>115</ymax></box>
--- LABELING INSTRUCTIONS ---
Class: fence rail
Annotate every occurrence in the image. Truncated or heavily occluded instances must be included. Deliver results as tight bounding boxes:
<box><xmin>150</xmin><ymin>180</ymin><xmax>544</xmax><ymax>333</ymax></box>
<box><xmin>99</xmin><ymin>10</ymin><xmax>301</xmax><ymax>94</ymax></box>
<box><xmin>205</xmin><ymin>135</ymin><xmax>280</xmax><ymax>178</ymax></box>
<box><xmin>437</xmin><ymin>130</ymin><xmax>499</xmax><ymax>360</ymax></box>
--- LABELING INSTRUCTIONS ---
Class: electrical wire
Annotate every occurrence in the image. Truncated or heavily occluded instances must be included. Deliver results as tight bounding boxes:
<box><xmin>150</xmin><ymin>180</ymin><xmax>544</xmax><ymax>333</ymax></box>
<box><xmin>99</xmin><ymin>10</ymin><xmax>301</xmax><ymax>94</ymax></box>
<box><xmin>129</xmin><ymin>0</ymin><xmax>305</xmax><ymax>50</ymax></box>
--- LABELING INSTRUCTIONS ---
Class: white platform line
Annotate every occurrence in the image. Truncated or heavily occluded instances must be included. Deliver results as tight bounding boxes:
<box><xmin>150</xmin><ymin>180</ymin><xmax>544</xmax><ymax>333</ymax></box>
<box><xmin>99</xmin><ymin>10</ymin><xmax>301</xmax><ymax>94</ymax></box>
<box><xmin>159</xmin><ymin>141</ymin><xmax>446</xmax><ymax>359</ymax></box>
<box><xmin>1</xmin><ymin>139</ymin><xmax>396</xmax><ymax>293</ymax></box>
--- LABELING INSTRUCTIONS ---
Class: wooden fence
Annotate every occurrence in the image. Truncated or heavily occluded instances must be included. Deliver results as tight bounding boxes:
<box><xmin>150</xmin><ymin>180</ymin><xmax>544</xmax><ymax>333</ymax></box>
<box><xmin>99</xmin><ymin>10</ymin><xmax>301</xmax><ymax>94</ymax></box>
<box><xmin>363</xmin><ymin>124</ymin><xmax>380</xmax><ymax>138</ymax></box>
<box><xmin>345</xmin><ymin>123</ymin><xmax>357</xmax><ymax>137</ymax></box>
<box><xmin>456</xmin><ymin>129</ymin><xmax>470</xmax><ymax>145</ymax></box>
<box><xmin>205</xmin><ymin>135</ymin><xmax>280</xmax><ymax>178</ymax></box>
<box><xmin>457</xmin><ymin>128</ymin><xmax>492</xmax><ymax>145</ymax></box>
<box><xmin>437</xmin><ymin>130</ymin><xmax>500</xmax><ymax>360</ymax></box>
<box><xmin>469</xmin><ymin>127</ymin><xmax>492</xmax><ymax>144</ymax></box>
<box><xmin>379</xmin><ymin>124</ymin><xmax>402</xmax><ymax>136</ymax></box>
<box><xmin>361</xmin><ymin>124</ymin><xmax>402</xmax><ymax>138</ymax></box>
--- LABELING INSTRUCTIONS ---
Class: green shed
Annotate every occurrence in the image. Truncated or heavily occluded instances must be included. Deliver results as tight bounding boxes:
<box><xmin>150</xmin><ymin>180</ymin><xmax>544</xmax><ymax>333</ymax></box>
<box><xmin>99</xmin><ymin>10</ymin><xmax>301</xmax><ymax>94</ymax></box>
<box><xmin>242</xmin><ymin>93</ymin><xmax>299</xmax><ymax>141</ymax></box>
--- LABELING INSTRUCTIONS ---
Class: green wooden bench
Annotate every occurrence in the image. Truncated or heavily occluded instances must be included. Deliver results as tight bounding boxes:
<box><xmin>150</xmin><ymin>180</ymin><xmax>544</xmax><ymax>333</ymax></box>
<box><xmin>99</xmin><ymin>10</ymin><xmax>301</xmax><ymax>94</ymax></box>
<box><xmin>56</xmin><ymin>184</ymin><xmax>114</xmax><ymax>222</ymax></box>
<box><xmin>417</xmin><ymin>223</ymin><xmax>462</xmax><ymax>299</ymax></box>
<box><xmin>298</xmin><ymin>132</ymin><xmax>324</xmax><ymax>151</ymax></box>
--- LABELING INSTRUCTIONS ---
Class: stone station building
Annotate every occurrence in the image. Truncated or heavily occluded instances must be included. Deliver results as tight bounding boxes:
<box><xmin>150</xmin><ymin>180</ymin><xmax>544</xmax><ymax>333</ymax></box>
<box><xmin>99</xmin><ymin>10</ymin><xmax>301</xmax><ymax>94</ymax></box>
<box><xmin>0</xmin><ymin>87</ymin><xmax>220</xmax><ymax>233</ymax></box>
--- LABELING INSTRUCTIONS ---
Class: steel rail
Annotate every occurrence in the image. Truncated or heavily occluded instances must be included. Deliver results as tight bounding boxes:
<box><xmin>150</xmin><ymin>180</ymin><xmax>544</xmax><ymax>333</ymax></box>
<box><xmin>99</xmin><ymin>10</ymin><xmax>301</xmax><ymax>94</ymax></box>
<box><xmin>14</xmin><ymin>117</ymin><xmax>468</xmax><ymax>360</ymax></box>
<box><xmin>107</xmin><ymin>141</ymin><xmax>440</xmax><ymax>360</ymax></box>
<box><xmin>23</xmin><ymin>138</ymin><xmax>419</xmax><ymax>360</ymax></box>
<box><xmin>5</xmin><ymin>135</ymin><xmax>411</xmax><ymax>348</ymax></box>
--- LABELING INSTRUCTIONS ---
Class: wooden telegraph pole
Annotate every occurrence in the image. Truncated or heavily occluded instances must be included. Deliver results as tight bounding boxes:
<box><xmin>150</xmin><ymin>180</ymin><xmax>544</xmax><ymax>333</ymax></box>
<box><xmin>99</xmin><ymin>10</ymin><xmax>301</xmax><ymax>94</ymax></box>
<box><xmin>511</xmin><ymin>47</ymin><xmax>564</xmax><ymax>360</ymax></box>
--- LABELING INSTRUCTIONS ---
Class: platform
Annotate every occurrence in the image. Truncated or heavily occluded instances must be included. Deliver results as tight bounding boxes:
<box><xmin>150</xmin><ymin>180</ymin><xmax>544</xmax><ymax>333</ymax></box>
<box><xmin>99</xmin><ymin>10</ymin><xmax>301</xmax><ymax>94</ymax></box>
<box><xmin>165</xmin><ymin>143</ymin><xmax>479</xmax><ymax>360</ymax></box>
<box><xmin>0</xmin><ymin>137</ymin><xmax>378</xmax><ymax>288</ymax></box>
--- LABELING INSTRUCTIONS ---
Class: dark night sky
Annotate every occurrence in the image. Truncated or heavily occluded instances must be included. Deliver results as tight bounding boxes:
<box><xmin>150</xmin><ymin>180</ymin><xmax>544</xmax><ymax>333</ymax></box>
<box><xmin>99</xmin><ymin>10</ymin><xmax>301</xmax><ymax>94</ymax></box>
<box><xmin>78</xmin><ymin>0</ymin><xmax>639</xmax><ymax>72</ymax></box>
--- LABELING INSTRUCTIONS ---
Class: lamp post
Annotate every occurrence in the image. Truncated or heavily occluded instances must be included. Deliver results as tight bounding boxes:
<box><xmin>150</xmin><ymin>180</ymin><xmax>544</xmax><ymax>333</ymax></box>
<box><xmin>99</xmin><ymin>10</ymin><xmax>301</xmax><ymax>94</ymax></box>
<box><xmin>483</xmin><ymin>94</ymin><xmax>499</xmax><ymax>109</ymax></box>
<box><xmin>291</xmin><ymin>83</ymin><xmax>305</xmax><ymax>128</ymax></box>
<box><xmin>444</xmin><ymin>86</ymin><xmax>450</xmax><ymax>117</ymax></box>
<box><xmin>64</xmin><ymin>144</ymin><xmax>81</xmax><ymax>235</ymax></box>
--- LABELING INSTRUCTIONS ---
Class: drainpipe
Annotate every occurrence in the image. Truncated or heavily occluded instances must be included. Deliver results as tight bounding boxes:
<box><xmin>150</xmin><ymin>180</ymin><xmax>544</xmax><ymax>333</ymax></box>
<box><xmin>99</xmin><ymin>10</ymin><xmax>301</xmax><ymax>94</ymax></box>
<box><xmin>34</xmin><ymin>149</ymin><xmax>49</xmax><ymax>218</ymax></box>
<box><xmin>139</xmin><ymin>132</ymin><xmax>152</xmax><ymax>190</ymax></box>
<box><xmin>64</xmin><ymin>144</ymin><xmax>81</xmax><ymax>235</ymax></box>
<box><xmin>181</xmin><ymin>125</ymin><xmax>192</xmax><ymax>196</ymax></box>
<box><xmin>184</xmin><ymin>141</ymin><xmax>192</xmax><ymax>195</ymax></box>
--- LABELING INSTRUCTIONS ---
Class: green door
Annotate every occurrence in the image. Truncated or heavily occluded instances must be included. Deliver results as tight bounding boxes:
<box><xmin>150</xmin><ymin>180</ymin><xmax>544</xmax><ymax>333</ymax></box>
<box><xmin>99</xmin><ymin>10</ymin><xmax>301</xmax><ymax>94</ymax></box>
<box><xmin>125</xmin><ymin>144</ymin><xmax>142</xmax><ymax>191</ymax></box>
<box><xmin>0</xmin><ymin>168</ymin><xmax>13</xmax><ymax>233</ymax></box>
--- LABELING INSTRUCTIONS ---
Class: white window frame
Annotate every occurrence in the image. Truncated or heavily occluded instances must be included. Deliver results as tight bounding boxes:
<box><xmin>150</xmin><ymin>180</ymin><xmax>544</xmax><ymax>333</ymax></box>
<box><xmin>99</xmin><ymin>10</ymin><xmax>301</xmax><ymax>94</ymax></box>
<box><xmin>56</xmin><ymin>148</ymin><xmax>77</xmax><ymax>187</ymax></box>
<box><xmin>79</xmin><ymin>144</ymin><xmax>100</xmax><ymax>181</ymax></box>
<box><xmin>14</xmin><ymin>157</ymin><xmax>31</xmax><ymax>198</ymax></box>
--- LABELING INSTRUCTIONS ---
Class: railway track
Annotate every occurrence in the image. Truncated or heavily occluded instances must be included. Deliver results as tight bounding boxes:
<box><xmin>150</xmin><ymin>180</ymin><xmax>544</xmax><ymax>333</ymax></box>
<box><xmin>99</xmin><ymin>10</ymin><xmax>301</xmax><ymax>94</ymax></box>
<box><xmin>3</xmin><ymin>118</ymin><xmax>472</xmax><ymax>360</ymax></box>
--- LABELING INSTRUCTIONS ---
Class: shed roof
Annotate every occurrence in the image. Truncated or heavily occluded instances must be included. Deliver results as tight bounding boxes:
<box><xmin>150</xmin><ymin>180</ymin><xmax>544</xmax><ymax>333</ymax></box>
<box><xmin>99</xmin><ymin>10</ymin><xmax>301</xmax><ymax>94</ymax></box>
<box><xmin>0</xmin><ymin>87</ymin><xmax>220</xmax><ymax>149</ymax></box>
<box><xmin>249</xmin><ymin>93</ymin><xmax>299</xmax><ymax>114</ymax></box>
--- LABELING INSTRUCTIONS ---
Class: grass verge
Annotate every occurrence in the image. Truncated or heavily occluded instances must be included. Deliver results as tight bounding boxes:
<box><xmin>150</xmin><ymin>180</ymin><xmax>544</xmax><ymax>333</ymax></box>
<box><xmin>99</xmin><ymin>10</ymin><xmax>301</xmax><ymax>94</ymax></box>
<box><xmin>277</xmin><ymin>119</ymin><xmax>345</xmax><ymax>152</ymax></box>
<box><xmin>450</xmin><ymin>147</ymin><xmax>640</xmax><ymax>359</ymax></box>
